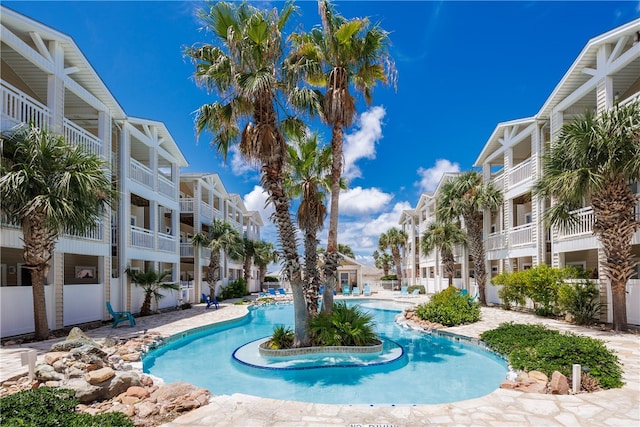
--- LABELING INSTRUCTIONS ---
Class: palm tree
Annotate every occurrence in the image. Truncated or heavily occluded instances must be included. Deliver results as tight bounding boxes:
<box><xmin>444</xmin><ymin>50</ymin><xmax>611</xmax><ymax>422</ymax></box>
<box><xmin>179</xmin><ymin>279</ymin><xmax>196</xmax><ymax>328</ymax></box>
<box><xmin>534</xmin><ymin>101</ymin><xmax>640</xmax><ymax>332</ymax></box>
<box><xmin>242</xmin><ymin>237</ymin><xmax>257</xmax><ymax>293</ymax></box>
<box><xmin>286</xmin><ymin>0</ymin><xmax>396</xmax><ymax>313</ymax></box>
<box><xmin>125</xmin><ymin>268</ymin><xmax>179</xmax><ymax>316</ymax></box>
<box><xmin>421</xmin><ymin>221</ymin><xmax>467</xmax><ymax>287</ymax></box>
<box><xmin>373</xmin><ymin>250</ymin><xmax>393</xmax><ymax>276</ymax></box>
<box><xmin>186</xmin><ymin>2</ymin><xmax>316</xmax><ymax>345</ymax></box>
<box><xmin>284</xmin><ymin>132</ymin><xmax>332</xmax><ymax>315</ymax></box>
<box><xmin>191</xmin><ymin>219</ymin><xmax>243</xmax><ymax>297</ymax></box>
<box><xmin>253</xmin><ymin>240</ymin><xmax>280</xmax><ymax>288</ymax></box>
<box><xmin>437</xmin><ymin>171</ymin><xmax>503</xmax><ymax>305</ymax></box>
<box><xmin>337</xmin><ymin>243</ymin><xmax>354</xmax><ymax>259</ymax></box>
<box><xmin>378</xmin><ymin>227</ymin><xmax>408</xmax><ymax>284</ymax></box>
<box><xmin>0</xmin><ymin>125</ymin><xmax>113</xmax><ymax>340</ymax></box>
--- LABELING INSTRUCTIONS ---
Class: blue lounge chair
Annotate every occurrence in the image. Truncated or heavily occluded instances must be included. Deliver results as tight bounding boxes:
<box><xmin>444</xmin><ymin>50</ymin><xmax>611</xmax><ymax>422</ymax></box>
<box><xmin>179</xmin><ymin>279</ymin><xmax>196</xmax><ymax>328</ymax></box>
<box><xmin>363</xmin><ymin>284</ymin><xmax>372</xmax><ymax>296</ymax></box>
<box><xmin>106</xmin><ymin>301</ymin><xmax>135</xmax><ymax>328</ymax></box>
<box><xmin>352</xmin><ymin>286</ymin><xmax>360</xmax><ymax>296</ymax></box>
<box><xmin>278</xmin><ymin>288</ymin><xmax>287</xmax><ymax>296</ymax></box>
<box><xmin>342</xmin><ymin>285</ymin><xmax>351</xmax><ymax>296</ymax></box>
<box><xmin>202</xmin><ymin>293</ymin><xmax>219</xmax><ymax>309</ymax></box>
<box><xmin>268</xmin><ymin>288</ymin><xmax>277</xmax><ymax>297</ymax></box>
<box><xmin>410</xmin><ymin>289</ymin><xmax>420</xmax><ymax>296</ymax></box>
<box><xmin>459</xmin><ymin>289</ymin><xmax>469</xmax><ymax>297</ymax></box>
<box><xmin>399</xmin><ymin>286</ymin><xmax>409</xmax><ymax>297</ymax></box>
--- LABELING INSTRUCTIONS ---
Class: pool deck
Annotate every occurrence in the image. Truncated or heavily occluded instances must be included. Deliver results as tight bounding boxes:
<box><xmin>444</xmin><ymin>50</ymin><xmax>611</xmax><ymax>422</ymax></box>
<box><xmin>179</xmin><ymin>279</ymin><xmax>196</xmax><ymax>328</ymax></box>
<box><xmin>1</xmin><ymin>290</ymin><xmax>638</xmax><ymax>426</ymax></box>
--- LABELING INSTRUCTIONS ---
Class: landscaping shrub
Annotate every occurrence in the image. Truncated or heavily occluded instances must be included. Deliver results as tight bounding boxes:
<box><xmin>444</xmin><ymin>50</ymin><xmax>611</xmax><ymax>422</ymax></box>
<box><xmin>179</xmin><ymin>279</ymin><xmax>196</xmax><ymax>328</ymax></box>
<box><xmin>220</xmin><ymin>278</ymin><xmax>248</xmax><ymax>300</ymax></box>
<box><xmin>492</xmin><ymin>270</ymin><xmax>527</xmax><ymax>310</ymax></box>
<box><xmin>0</xmin><ymin>387</ymin><xmax>133</xmax><ymax>427</ymax></box>
<box><xmin>524</xmin><ymin>265</ymin><xmax>564</xmax><ymax>316</ymax></box>
<box><xmin>263</xmin><ymin>276</ymin><xmax>279</xmax><ymax>282</ymax></box>
<box><xmin>557</xmin><ymin>280</ymin><xmax>602</xmax><ymax>325</ymax></box>
<box><xmin>308</xmin><ymin>302</ymin><xmax>378</xmax><ymax>346</ymax></box>
<box><xmin>267</xmin><ymin>325</ymin><xmax>294</xmax><ymax>349</ymax></box>
<box><xmin>480</xmin><ymin>323</ymin><xmax>623</xmax><ymax>389</ymax></box>
<box><xmin>380</xmin><ymin>274</ymin><xmax>397</xmax><ymax>281</ymax></box>
<box><xmin>414</xmin><ymin>286</ymin><xmax>481</xmax><ymax>326</ymax></box>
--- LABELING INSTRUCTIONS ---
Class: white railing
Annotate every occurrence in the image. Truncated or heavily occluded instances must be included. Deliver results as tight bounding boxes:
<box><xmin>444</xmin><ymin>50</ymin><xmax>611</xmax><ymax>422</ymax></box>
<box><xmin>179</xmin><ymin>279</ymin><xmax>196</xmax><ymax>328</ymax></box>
<box><xmin>618</xmin><ymin>93</ymin><xmax>639</xmax><ymax>108</ymax></box>
<box><xmin>556</xmin><ymin>207</ymin><xmax>594</xmax><ymax>239</ymax></box>
<box><xmin>1</xmin><ymin>81</ymin><xmax>50</xmax><ymax>130</ymax></box>
<box><xmin>130</xmin><ymin>225</ymin><xmax>153</xmax><ymax>249</ymax></box>
<box><xmin>199</xmin><ymin>201</ymin><xmax>213</xmax><ymax>222</ymax></box>
<box><xmin>509</xmin><ymin>223</ymin><xmax>533</xmax><ymax>246</ymax></box>
<box><xmin>491</xmin><ymin>170</ymin><xmax>505</xmax><ymax>190</ymax></box>
<box><xmin>509</xmin><ymin>158</ymin><xmax>532</xmax><ymax>187</ymax></box>
<box><xmin>180</xmin><ymin>243</ymin><xmax>194</xmax><ymax>257</ymax></box>
<box><xmin>63</xmin><ymin>118</ymin><xmax>103</xmax><ymax>157</ymax></box>
<box><xmin>485</xmin><ymin>231</ymin><xmax>507</xmax><ymax>251</ymax></box>
<box><xmin>66</xmin><ymin>223</ymin><xmax>103</xmax><ymax>241</ymax></box>
<box><xmin>180</xmin><ymin>198</ymin><xmax>195</xmax><ymax>212</ymax></box>
<box><xmin>158</xmin><ymin>232</ymin><xmax>177</xmax><ymax>252</ymax></box>
<box><xmin>129</xmin><ymin>158</ymin><xmax>153</xmax><ymax>188</ymax></box>
<box><xmin>201</xmin><ymin>247</ymin><xmax>212</xmax><ymax>260</ymax></box>
<box><xmin>157</xmin><ymin>174</ymin><xmax>176</xmax><ymax>199</ymax></box>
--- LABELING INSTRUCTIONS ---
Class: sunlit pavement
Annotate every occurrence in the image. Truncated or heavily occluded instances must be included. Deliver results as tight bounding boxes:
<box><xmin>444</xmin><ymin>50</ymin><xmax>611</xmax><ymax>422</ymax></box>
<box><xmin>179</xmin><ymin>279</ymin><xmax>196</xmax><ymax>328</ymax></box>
<box><xmin>1</xmin><ymin>289</ymin><xmax>638</xmax><ymax>426</ymax></box>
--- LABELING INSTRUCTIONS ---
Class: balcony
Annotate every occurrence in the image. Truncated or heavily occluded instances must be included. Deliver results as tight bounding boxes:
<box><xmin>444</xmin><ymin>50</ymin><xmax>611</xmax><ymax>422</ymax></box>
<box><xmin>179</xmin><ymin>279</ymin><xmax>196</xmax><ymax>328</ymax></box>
<box><xmin>63</xmin><ymin>118</ymin><xmax>102</xmax><ymax>157</ymax></box>
<box><xmin>157</xmin><ymin>174</ymin><xmax>176</xmax><ymax>199</ymax></box>
<box><xmin>66</xmin><ymin>223</ymin><xmax>103</xmax><ymax>241</ymax></box>
<box><xmin>130</xmin><ymin>225</ymin><xmax>154</xmax><ymax>249</ymax></box>
<box><xmin>556</xmin><ymin>207</ymin><xmax>594</xmax><ymax>239</ymax></box>
<box><xmin>491</xmin><ymin>171</ymin><xmax>505</xmax><ymax>191</ymax></box>
<box><xmin>1</xmin><ymin>81</ymin><xmax>50</xmax><ymax>130</ymax></box>
<box><xmin>129</xmin><ymin>158</ymin><xmax>153</xmax><ymax>189</ymax></box>
<box><xmin>509</xmin><ymin>159</ymin><xmax>532</xmax><ymax>187</ymax></box>
<box><xmin>158</xmin><ymin>232</ymin><xmax>177</xmax><ymax>253</ymax></box>
<box><xmin>180</xmin><ymin>243</ymin><xmax>194</xmax><ymax>257</ymax></box>
<box><xmin>485</xmin><ymin>231</ymin><xmax>506</xmax><ymax>251</ymax></box>
<box><xmin>199</xmin><ymin>201</ymin><xmax>213</xmax><ymax>223</ymax></box>
<box><xmin>180</xmin><ymin>198</ymin><xmax>195</xmax><ymax>213</ymax></box>
<box><xmin>509</xmin><ymin>223</ymin><xmax>533</xmax><ymax>246</ymax></box>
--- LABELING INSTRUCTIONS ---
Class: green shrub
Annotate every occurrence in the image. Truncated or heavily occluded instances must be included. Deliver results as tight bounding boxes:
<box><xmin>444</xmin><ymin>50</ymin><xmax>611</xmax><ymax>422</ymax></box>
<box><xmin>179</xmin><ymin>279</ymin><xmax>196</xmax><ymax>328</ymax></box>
<box><xmin>0</xmin><ymin>387</ymin><xmax>133</xmax><ymax>427</ymax></box>
<box><xmin>492</xmin><ymin>271</ymin><xmax>527</xmax><ymax>310</ymax></box>
<box><xmin>309</xmin><ymin>302</ymin><xmax>378</xmax><ymax>346</ymax></box>
<box><xmin>267</xmin><ymin>325</ymin><xmax>294</xmax><ymax>349</ymax></box>
<box><xmin>220</xmin><ymin>278</ymin><xmax>248</xmax><ymax>300</ymax></box>
<box><xmin>380</xmin><ymin>274</ymin><xmax>397</xmax><ymax>281</ymax></box>
<box><xmin>407</xmin><ymin>285</ymin><xmax>425</xmax><ymax>294</ymax></box>
<box><xmin>524</xmin><ymin>265</ymin><xmax>564</xmax><ymax>316</ymax></box>
<box><xmin>178</xmin><ymin>302</ymin><xmax>192</xmax><ymax>310</ymax></box>
<box><xmin>263</xmin><ymin>276</ymin><xmax>279</xmax><ymax>282</ymax></box>
<box><xmin>558</xmin><ymin>280</ymin><xmax>602</xmax><ymax>325</ymax></box>
<box><xmin>480</xmin><ymin>323</ymin><xmax>623</xmax><ymax>389</ymax></box>
<box><xmin>414</xmin><ymin>286</ymin><xmax>481</xmax><ymax>327</ymax></box>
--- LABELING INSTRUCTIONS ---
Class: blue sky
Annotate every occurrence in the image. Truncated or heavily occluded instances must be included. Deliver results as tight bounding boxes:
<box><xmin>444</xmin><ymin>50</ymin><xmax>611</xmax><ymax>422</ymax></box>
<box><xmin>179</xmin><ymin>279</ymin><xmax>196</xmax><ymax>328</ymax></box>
<box><xmin>6</xmin><ymin>1</ymin><xmax>640</xmax><ymax>264</ymax></box>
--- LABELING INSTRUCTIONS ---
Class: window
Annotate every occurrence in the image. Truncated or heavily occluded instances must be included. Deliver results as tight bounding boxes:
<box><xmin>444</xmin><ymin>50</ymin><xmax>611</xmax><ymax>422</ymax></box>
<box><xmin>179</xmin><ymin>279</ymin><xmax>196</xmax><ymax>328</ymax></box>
<box><xmin>524</xmin><ymin>213</ymin><xmax>532</xmax><ymax>224</ymax></box>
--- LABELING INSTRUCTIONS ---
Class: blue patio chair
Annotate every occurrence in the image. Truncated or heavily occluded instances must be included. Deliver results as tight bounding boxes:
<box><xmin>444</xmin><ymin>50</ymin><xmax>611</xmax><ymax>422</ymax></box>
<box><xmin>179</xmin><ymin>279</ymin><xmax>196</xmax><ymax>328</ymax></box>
<box><xmin>278</xmin><ymin>288</ymin><xmax>287</xmax><ymax>296</ymax></box>
<box><xmin>106</xmin><ymin>301</ymin><xmax>135</xmax><ymax>328</ymax></box>
<box><xmin>202</xmin><ymin>293</ymin><xmax>219</xmax><ymax>309</ymax></box>
<box><xmin>399</xmin><ymin>286</ymin><xmax>409</xmax><ymax>297</ymax></box>
<box><xmin>342</xmin><ymin>285</ymin><xmax>351</xmax><ymax>296</ymax></box>
<box><xmin>268</xmin><ymin>288</ymin><xmax>277</xmax><ymax>297</ymax></box>
<box><xmin>363</xmin><ymin>284</ymin><xmax>372</xmax><ymax>296</ymax></box>
<box><xmin>352</xmin><ymin>286</ymin><xmax>360</xmax><ymax>296</ymax></box>
<box><xmin>410</xmin><ymin>289</ymin><xmax>420</xmax><ymax>297</ymax></box>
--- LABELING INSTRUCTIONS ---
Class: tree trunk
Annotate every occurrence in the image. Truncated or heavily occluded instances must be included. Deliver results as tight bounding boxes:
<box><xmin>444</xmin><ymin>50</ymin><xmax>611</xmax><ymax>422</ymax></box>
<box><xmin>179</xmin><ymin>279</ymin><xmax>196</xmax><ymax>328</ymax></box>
<box><xmin>141</xmin><ymin>293</ymin><xmax>152</xmax><ymax>316</ymax></box>
<box><xmin>464</xmin><ymin>211</ymin><xmax>486</xmax><ymax>305</ymax></box>
<box><xmin>443</xmin><ymin>249</ymin><xmax>455</xmax><ymax>287</ymax></box>
<box><xmin>323</xmin><ymin>123</ymin><xmax>344</xmax><ymax>314</ymax></box>
<box><xmin>30</xmin><ymin>268</ymin><xmax>49</xmax><ymax>340</ymax></box>
<box><xmin>304</xmin><ymin>229</ymin><xmax>320</xmax><ymax>316</ymax></box>
<box><xmin>206</xmin><ymin>251</ymin><xmax>220</xmax><ymax>297</ymax></box>
<box><xmin>391</xmin><ymin>246</ymin><xmax>402</xmax><ymax>283</ymax></box>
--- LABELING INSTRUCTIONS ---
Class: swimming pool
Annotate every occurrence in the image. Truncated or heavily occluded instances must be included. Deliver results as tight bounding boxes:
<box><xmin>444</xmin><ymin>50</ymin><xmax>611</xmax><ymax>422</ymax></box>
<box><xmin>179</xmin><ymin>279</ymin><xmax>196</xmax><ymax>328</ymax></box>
<box><xmin>143</xmin><ymin>300</ymin><xmax>507</xmax><ymax>405</ymax></box>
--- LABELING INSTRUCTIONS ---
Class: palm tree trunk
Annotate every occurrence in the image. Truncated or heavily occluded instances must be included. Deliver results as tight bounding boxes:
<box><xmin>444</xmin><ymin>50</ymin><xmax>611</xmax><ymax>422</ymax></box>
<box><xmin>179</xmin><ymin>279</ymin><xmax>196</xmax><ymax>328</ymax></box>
<box><xmin>464</xmin><ymin>211</ymin><xmax>487</xmax><ymax>304</ymax></box>
<box><xmin>304</xmin><ymin>229</ymin><xmax>320</xmax><ymax>315</ymax></box>
<box><xmin>443</xmin><ymin>250</ymin><xmax>455</xmax><ymax>287</ymax></box>
<box><xmin>141</xmin><ymin>294</ymin><xmax>152</xmax><ymax>316</ymax></box>
<box><xmin>30</xmin><ymin>268</ymin><xmax>49</xmax><ymax>340</ymax></box>
<box><xmin>391</xmin><ymin>247</ymin><xmax>402</xmax><ymax>283</ymax></box>
<box><xmin>206</xmin><ymin>251</ymin><xmax>220</xmax><ymax>297</ymax></box>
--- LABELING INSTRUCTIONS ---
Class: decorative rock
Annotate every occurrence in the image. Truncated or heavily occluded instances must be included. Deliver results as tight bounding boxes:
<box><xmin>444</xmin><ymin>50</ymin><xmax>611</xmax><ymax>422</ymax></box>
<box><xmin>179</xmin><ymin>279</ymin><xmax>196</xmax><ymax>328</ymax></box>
<box><xmin>529</xmin><ymin>370</ymin><xmax>549</xmax><ymax>384</ymax></box>
<box><xmin>136</xmin><ymin>401</ymin><xmax>158</xmax><ymax>418</ymax></box>
<box><xmin>44</xmin><ymin>351</ymin><xmax>69</xmax><ymax>365</ymax></box>
<box><xmin>519</xmin><ymin>380</ymin><xmax>547</xmax><ymax>393</ymax></box>
<box><xmin>151</xmin><ymin>381</ymin><xmax>202</xmax><ymax>402</ymax></box>
<box><xmin>516</xmin><ymin>371</ymin><xmax>529</xmax><ymax>382</ymax></box>
<box><xmin>121</xmin><ymin>353</ymin><xmax>140</xmax><ymax>362</ymax></box>
<box><xmin>550</xmin><ymin>371</ymin><xmax>570</xmax><ymax>395</ymax></box>
<box><xmin>139</xmin><ymin>374</ymin><xmax>154</xmax><ymax>387</ymax></box>
<box><xmin>51</xmin><ymin>338</ymin><xmax>97</xmax><ymax>352</ymax></box>
<box><xmin>85</xmin><ymin>367</ymin><xmax>115</xmax><ymax>384</ymax></box>
<box><xmin>500</xmin><ymin>380</ymin><xmax>519</xmax><ymax>390</ymax></box>
<box><xmin>126</xmin><ymin>386</ymin><xmax>150</xmax><ymax>399</ymax></box>
<box><xmin>121</xmin><ymin>396</ymin><xmax>140</xmax><ymax>405</ymax></box>
<box><xmin>66</xmin><ymin>327</ymin><xmax>92</xmax><ymax>342</ymax></box>
<box><xmin>106</xmin><ymin>371</ymin><xmax>141</xmax><ymax>398</ymax></box>
<box><xmin>65</xmin><ymin>378</ymin><xmax>102</xmax><ymax>403</ymax></box>
<box><xmin>35</xmin><ymin>363</ymin><xmax>64</xmax><ymax>381</ymax></box>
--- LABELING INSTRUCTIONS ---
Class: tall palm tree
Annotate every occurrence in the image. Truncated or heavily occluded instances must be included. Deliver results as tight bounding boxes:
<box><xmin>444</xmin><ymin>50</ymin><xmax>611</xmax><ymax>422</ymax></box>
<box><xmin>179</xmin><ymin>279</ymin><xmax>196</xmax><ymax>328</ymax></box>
<box><xmin>337</xmin><ymin>243</ymin><xmax>354</xmax><ymax>259</ymax></box>
<box><xmin>437</xmin><ymin>171</ymin><xmax>502</xmax><ymax>305</ymax></box>
<box><xmin>0</xmin><ymin>124</ymin><xmax>114</xmax><ymax>340</ymax></box>
<box><xmin>534</xmin><ymin>101</ymin><xmax>640</xmax><ymax>332</ymax></box>
<box><xmin>284</xmin><ymin>132</ymin><xmax>332</xmax><ymax>315</ymax></box>
<box><xmin>373</xmin><ymin>250</ymin><xmax>393</xmax><ymax>276</ymax></box>
<box><xmin>253</xmin><ymin>240</ymin><xmax>280</xmax><ymax>288</ymax></box>
<box><xmin>286</xmin><ymin>0</ymin><xmax>396</xmax><ymax>313</ymax></box>
<box><xmin>378</xmin><ymin>227</ymin><xmax>408</xmax><ymax>284</ymax></box>
<box><xmin>191</xmin><ymin>219</ymin><xmax>243</xmax><ymax>297</ymax></box>
<box><xmin>186</xmin><ymin>2</ymin><xmax>316</xmax><ymax>345</ymax></box>
<box><xmin>242</xmin><ymin>237</ymin><xmax>257</xmax><ymax>293</ymax></box>
<box><xmin>125</xmin><ymin>268</ymin><xmax>179</xmax><ymax>316</ymax></box>
<box><xmin>421</xmin><ymin>221</ymin><xmax>467</xmax><ymax>287</ymax></box>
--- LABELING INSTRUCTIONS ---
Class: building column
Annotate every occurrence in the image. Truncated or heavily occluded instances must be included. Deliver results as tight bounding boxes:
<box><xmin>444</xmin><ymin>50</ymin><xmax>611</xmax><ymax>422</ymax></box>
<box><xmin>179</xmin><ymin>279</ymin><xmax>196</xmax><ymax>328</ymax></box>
<box><xmin>47</xmin><ymin>41</ymin><xmax>64</xmax><ymax>133</ymax></box>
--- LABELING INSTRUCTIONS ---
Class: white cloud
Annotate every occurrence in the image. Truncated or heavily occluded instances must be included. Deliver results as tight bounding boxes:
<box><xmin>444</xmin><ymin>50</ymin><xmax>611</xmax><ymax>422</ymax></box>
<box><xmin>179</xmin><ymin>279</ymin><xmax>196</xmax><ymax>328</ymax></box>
<box><xmin>229</xmin><ymin>145</ymin><xmax>257</xmax><ymax>176</ymax></box>
<box><xmin>416</xmin><ymin>159</ymin><xmax>460</xmax><ymax>192</ymax></box>
<box><xmin>243</xmin><ymin>185</ymin><xmax>276</xmax><ymax>242</ymax></box>
<box><xmin>343</xmin><ymin>106</ymin><xmax>386</xmax><ymax>180</ymax></box>
<box><xmin>339</xmin><ymin>186</ymin><xmax>393</xmax><ymax>216</ymax></box>
<box><xmin>361</xmin><ymin>202</ymin><xmax>412</xmax><ymax>238</ymax></box>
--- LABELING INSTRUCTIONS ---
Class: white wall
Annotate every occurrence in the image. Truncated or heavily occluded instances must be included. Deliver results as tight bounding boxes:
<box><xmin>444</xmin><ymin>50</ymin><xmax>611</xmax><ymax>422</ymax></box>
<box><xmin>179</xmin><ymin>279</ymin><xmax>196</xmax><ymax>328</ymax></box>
<box><xmin>1</xmin><ymin>286</ymin><xmax>55</xmax><ymax>337</ymax></box>
<box><xmin>63</xmin><ymin>284</ymin><xmax>104</xmax><ymax>325</ymax></box>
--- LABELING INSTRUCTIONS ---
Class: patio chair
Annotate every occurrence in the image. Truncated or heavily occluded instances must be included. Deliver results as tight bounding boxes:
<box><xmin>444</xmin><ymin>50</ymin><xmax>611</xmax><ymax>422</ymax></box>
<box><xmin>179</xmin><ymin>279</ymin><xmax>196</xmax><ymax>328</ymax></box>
<box><xmin>363</xmin><ymin>284</ymin><xmax>372</xmax><ymax>296</ymax></box>
<box><xmin>398</xmin><ymin>286</ymin><xmax>409</xmax><ymax>297</ymax></box>
<box><xmin>410</xmin><ymin>289</ymin><xmax>420</xmax><ymax>297</ymax></box>
<box><xmin>342</xmin><ymin>285</ymin><xmax>351</xmax><ymax>296</ymax></box>
<box><xmin>202</xmin><ymin>293</ymin><xmax>219</xmax><ymax>309</ymax></box>
<box><xmin>278</xmin><ymin>288</ymin><xmax>287</xmax><ymax>296</ymax></box>
<box><xmin>268</xmin><ymin>288</ymin><xmax>278</xmax><ymax>297</ymax></box>
<box><xmin>106</xmin><ymin>301</ymin><xmax>135</xmax><ymax>328</ymax></box>
<box><xmin>352</xmin><ymin>286</ymin><xmax>360</xmax><ymax>296</ymax></box>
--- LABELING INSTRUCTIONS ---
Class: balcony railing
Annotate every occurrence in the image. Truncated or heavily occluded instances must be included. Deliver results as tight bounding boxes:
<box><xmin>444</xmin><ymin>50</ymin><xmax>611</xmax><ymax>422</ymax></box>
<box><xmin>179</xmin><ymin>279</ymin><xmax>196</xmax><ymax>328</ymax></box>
<box><xmin>1</xmin><ymin>81</ymin><xmax>50</xmax><ymax>130</ymax></box>
<box><xmin>130</xmin><ymin>225</ymin><xmax>153</xmax><ymax>249</ymax></box>
<box><xmin>556</xmin><ymin>207</ymin><xmax>594</xmax><ymax>239</ymax></box>
<box><xmin>491</xmin><ymin>171</ymin><xmax>505</xmax><ymax>190</ymax></box>
<box><xmin>157</xmin><ymin>174</ymin><xmax>176</xmax><ymax>199</ymax></box>
<box><xmin>129</xmin><ymin>158</ymin><xmax>153</xmax><ymax>189</ymax></box>
<box><xmin>485</xmin><ymin>231</ymin><xmax>506</xmax><ymax>251</ymax></box>
<box><xmin>158</xmin><ymin>232</ymin><xmax>177</xmax><ymax>253</ymax></box>
<box><xmin>199</xmin><ymin>201</ymin><xmax>213</xmax><ymax>222</ymax></box>
<box><xmin>63</xmin><ymin>118</ymin><xmax>103</xmax><ymax>157</ymax></box>
<box><xmin>509</xmin><ymin>223</ymin><xmax>533</xmax><ymax>246</ymax></box>
<box><xmin>66</xmin><ymin>223</ymin><xmax>103</xmax><ymax>241</ymax></box>
<box><xmin>509</xmin><ymin>159</ymin><xmax>532</xmax><ymax>187</ymax></box>
<box><xmin>180</xmin><ymin>243</ymin><xmax>194</xmax><ymax>257</ymax></box>
<box><xmin>180</xmin><ymin>198</ymin><xmax>194</xmax><ymax>213</ymax></box>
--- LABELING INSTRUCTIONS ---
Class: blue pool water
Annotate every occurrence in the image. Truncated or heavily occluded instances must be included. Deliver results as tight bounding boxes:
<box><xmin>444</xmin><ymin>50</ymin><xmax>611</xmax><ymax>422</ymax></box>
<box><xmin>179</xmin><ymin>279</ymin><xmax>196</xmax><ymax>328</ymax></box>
<box><xmin>143</xmin><ymin>300</ymin><xmax>507</xmax><ymax>405</ymax></box>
